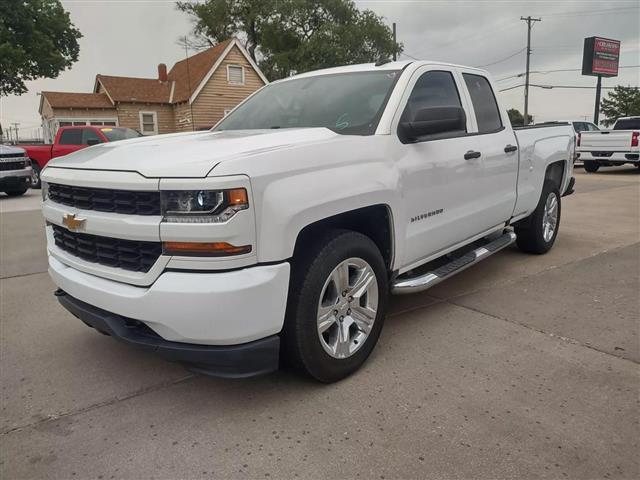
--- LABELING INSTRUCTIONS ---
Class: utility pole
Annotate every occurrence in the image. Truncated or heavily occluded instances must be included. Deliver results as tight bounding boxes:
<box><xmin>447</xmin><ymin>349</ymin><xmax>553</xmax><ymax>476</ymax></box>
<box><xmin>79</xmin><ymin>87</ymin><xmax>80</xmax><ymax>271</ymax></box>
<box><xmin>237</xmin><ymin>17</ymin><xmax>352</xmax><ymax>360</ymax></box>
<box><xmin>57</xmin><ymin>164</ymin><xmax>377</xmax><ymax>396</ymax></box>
<box><xmin>11</xmin><ymin>123</ymin><xmax>20</xmax><ymax>143</ymax></box>
<box><xmin>392</xmin><ymin>23</ymin><xmax>397</xmax><ymax>61</ymax></box>
<box><xmin>520</xmin><ymin>16</ymin><xmax>541</xmax><ymax>126</ymax></box>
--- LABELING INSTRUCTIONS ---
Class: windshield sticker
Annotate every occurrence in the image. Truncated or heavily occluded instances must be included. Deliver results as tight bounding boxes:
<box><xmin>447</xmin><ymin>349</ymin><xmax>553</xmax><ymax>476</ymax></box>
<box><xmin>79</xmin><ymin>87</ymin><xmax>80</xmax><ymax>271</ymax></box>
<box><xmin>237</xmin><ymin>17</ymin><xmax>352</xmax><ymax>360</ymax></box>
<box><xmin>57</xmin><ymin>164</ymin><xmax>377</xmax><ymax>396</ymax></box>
<box><xmin>335</xmin><ymin>114</ymin><xmax>350</xmax><ymax>130</ymax></box>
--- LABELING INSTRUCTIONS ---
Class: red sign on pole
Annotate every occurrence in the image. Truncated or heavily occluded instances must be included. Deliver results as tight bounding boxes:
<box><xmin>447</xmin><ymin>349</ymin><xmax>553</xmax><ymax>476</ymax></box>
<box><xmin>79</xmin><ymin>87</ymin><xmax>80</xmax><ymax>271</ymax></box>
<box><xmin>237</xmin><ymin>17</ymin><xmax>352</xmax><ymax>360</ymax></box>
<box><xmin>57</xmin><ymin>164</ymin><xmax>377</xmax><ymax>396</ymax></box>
<box><xmin>582</xmin><ymin>37</ymin><xmax>620</xmax><ymax>77</ymax></box>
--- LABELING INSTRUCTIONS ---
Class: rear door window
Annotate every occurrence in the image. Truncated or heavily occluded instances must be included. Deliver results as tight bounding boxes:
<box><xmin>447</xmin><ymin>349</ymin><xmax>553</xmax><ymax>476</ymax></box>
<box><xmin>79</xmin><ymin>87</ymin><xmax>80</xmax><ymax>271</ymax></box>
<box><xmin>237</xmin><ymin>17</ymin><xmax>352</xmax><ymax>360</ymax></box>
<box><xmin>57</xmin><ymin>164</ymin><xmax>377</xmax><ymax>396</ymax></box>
<box><xmin>463</xmin><ymin>74</ymin><xmax>503</xmax><ymax>133</ymax></box>
<box><xmin>613</xmin><ymin>118</ymin><xmax>640</xmax><ymax>130</ymax></box>
<box><xmin>58</xmin><ymin>129</ymin><xmax>83</xmax><ymax>145</ymax></box>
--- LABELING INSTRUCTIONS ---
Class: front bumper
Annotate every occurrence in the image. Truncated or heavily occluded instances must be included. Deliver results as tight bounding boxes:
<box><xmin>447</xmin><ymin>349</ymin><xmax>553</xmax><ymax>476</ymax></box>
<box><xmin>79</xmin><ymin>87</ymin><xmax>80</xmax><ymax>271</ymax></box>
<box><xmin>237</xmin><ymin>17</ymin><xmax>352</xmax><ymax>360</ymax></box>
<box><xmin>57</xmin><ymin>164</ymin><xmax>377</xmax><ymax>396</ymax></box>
<box><xmin>0</xmin><ymin>167</ymin><xmax>32</xmax><ymax>189</ymax></box>
<box><xmin>56</xmin><ymin>290</ymin><xmax>280</xmax><ymax>378</ymax></box>
<box><xmin>49</xmin><ymin>255</ymin><xmax>290</xmax><ymax>345</ymax></box>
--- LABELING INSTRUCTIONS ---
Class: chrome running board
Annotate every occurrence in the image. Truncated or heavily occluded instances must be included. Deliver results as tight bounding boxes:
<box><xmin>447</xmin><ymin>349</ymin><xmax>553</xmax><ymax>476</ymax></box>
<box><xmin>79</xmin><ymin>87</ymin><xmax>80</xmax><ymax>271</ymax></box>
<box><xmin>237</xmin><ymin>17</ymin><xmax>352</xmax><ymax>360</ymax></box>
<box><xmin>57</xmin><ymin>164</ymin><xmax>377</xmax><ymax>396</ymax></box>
<box><xmin>391</xmin><ymin>231</ymin><xmax>517</xmax><ymax>295</ymax></box>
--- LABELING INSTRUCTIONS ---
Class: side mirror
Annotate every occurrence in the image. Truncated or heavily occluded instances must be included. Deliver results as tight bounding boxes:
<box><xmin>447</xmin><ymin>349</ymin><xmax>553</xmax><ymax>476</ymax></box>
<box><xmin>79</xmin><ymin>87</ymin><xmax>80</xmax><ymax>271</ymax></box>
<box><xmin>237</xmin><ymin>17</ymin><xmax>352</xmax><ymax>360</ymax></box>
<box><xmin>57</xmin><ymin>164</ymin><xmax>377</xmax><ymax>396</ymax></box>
<box><xmin>399</xmin><ymin>106</ymin><xmax>466</xmax><ymax>142</ymax></box>
<box><xmin>86</xmin><ymin>138</ymin><xmax>101</xmax><ymax>146</ymax></box>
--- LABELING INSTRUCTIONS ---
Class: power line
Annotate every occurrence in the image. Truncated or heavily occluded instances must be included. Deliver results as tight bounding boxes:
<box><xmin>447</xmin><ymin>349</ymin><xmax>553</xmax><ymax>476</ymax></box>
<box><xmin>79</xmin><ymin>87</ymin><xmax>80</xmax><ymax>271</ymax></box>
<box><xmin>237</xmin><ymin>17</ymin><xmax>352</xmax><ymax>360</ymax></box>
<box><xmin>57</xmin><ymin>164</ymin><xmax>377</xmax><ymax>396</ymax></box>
<box><xmin>496</xmin><ymin>65</ymin><xmax>640</xmax><ymax>82</ymax></box>
<box><xmin>475</xmin><ymin>48</ymin><xmax>526</xmax><ymax>68</ymax></box>
<box><xmin>400</xmin><ymin>51</ymin><xmax>420</xmax><ymax>61</ymax></box>
<box><xmin>499</xmin><ymin>84</ymin><xmax>636</xmax><ymax>92</ymax></box>
<box><xmin>542</xmin><ymin>6</ymin><xmax>639</xmax><ymax>18</ymax></box>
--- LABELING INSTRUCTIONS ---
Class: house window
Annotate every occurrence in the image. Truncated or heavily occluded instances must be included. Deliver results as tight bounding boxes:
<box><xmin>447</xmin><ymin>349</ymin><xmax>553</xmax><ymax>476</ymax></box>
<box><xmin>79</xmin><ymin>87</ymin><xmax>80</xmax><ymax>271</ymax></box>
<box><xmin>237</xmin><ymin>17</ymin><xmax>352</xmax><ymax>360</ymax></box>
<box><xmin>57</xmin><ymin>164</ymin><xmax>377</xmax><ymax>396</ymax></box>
<box><xmin>227</xmin><ymin>65</ymin><xmax>245</xmax><ymax>85</ymax></box>
<box><xmin>139</xmin><ymin>111</ymin><xmax>158</xmax><ymax>135</ymax></box>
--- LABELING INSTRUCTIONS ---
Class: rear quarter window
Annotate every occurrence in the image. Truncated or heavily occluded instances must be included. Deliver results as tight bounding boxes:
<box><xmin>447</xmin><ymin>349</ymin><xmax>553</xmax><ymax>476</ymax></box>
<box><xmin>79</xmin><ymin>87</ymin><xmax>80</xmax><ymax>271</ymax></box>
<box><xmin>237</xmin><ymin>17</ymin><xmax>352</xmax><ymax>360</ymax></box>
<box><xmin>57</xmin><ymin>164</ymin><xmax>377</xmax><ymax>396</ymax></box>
<box><xmin>613</xmin><ymin>118</ymin><xmax>640</xmax><ymax>130</ymax></box>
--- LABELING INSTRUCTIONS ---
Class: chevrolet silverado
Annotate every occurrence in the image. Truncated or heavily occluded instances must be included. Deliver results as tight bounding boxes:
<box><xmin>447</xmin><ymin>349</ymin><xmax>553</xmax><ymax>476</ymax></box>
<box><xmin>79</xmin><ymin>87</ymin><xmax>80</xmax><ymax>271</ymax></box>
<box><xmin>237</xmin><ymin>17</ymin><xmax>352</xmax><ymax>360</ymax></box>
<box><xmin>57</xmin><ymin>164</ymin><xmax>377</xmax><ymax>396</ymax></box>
<box><xmin>1</xmin><ymin>145</ymin><xmax>33</xmax><ymax>196</ymax></box>
<box><xmin>42</xmin><ymin>61</ymin><xmax>575</xmax><ymax>382</ymax></box>
<box><xmin>577</xmin><ymin>116</ymin><xmax>640</xmax><ymax>172</ymax></box>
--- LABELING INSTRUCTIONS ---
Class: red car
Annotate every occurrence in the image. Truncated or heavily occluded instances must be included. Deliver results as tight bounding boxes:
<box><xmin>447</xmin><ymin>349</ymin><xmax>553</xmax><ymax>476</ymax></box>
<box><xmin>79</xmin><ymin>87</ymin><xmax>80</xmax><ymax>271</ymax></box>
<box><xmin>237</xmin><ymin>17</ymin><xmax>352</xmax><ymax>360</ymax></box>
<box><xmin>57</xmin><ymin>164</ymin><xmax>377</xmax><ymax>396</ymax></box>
<box><xmin>19</xmin><ymin>126</ymin><xmax>141</xmax><ymax>188</ymax></box>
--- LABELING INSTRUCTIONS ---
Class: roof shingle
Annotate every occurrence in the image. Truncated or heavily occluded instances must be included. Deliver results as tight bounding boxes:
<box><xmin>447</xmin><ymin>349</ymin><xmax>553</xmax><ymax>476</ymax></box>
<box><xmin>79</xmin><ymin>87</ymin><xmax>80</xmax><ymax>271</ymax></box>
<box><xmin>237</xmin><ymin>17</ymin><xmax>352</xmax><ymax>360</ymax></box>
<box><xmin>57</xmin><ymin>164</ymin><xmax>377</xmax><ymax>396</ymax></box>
<box><xmin>168</xmin><ymin>39</ymin><xmax>233</xmax><ymax>103</ymax></box>
<box><xmin>96</xmin><ymin>75</ymin><xmax>173</xmax><ymax>103</ymax></box>
<box><xmin>42</xmin><ymin>92</ymin><xmax>114</xmax><ymax>109</ymax></box>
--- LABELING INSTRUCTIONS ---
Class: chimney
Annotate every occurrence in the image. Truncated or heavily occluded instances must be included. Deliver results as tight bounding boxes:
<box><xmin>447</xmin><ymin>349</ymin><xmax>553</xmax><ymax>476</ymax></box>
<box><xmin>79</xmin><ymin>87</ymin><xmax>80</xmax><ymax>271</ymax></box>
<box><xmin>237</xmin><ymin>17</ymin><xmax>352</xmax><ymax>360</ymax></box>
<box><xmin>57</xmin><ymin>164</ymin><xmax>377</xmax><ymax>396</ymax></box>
<box><xmin>158</xmin><ymin>63</ymin><xmax>168</xmax><ymax>82</ymax></box>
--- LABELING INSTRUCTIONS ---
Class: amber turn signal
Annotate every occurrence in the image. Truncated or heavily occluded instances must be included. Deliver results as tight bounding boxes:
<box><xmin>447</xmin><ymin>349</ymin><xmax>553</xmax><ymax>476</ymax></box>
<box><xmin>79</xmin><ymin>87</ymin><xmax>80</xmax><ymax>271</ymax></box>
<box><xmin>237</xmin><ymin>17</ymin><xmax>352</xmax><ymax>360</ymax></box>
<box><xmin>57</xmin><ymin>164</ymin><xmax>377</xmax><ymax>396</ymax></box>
<box><xmin>227</xmin><ymin>188</ymin><xmax>248</xmax><ymax>206</ymax></box>
<box><xmin>163</xmin><ymin>241</ymin><xmax>252</xmax><ymax>256</ymax></box>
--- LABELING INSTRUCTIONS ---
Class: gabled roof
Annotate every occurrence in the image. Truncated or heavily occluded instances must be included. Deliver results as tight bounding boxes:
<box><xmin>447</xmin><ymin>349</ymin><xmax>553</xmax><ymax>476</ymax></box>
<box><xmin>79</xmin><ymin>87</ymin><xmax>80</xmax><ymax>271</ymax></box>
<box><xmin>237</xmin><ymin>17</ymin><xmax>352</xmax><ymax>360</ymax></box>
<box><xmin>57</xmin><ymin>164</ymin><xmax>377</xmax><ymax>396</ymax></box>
<box><xmin>44</xmin><ymin>38</ymin><xmax>267</xmax><ymax>113</ymax></box>
<box><xmin>168</xmin><ymin>39</ymin><xmax>233</xmax><ymax>103</ymax></box>
<box><xmin>95</xmin><ymin>75</ymin><xmax>173</xmax><ymax>103</ymax></box>
<box><xmin>41</xmin><ymin>92</ymin><xmax>114</xmax><ymax>109</ymax></box>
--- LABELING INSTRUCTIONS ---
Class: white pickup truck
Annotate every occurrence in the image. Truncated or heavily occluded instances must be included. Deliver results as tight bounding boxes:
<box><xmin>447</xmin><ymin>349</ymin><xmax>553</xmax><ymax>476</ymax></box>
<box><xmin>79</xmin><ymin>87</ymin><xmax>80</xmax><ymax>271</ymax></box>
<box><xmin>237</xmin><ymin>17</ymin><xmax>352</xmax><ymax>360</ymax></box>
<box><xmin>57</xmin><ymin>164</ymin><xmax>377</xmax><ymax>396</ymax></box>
<box><xmin>577</xmin><ymin>116</ymin><xmax>640</xmax><ymax>172</ymax></box>
<box><xmin>1</xmin><ymin>145</ymin><xmax>33</xmax><ymax>196</ymax></box>
<box><xmin>42</xmin><ymin>61</ymin><xmax>575</xmax><ymax>382</ymax></box>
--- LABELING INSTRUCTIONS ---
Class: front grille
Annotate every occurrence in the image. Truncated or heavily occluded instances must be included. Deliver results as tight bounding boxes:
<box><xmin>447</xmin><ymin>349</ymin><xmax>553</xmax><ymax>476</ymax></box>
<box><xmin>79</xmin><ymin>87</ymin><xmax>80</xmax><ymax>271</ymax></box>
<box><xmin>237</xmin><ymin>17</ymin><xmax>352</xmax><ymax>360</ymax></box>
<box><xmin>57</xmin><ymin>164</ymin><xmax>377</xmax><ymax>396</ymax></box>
<box><xmin>0</xmin><ymin>160</ymin><xmax>28</xmax><ymax>171</ymax></box>
<box><xmin>48</xmin><ymin>183</ymin><xmax>161</xmax><ymax>215</ymax></box>
<box><xmin>0</xmin><ymin>153</ymin><xmax>28</xmax><ymax>159</ymax></box>
<box><xmin>52</xmin><ymin>225</ymin><xmax>162</xmax><ymax>273</ymax></box>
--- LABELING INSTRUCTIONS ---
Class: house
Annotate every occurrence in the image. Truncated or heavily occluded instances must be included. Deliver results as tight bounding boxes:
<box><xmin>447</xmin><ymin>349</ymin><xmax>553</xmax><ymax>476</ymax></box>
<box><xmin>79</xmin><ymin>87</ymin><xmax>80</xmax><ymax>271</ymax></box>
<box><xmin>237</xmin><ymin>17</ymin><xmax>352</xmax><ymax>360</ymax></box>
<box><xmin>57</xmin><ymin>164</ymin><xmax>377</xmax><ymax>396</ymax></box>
<box><xmin>39</xmin><ymin>38</ymin><xmax>268</xmax><ymax>143</ymax></box>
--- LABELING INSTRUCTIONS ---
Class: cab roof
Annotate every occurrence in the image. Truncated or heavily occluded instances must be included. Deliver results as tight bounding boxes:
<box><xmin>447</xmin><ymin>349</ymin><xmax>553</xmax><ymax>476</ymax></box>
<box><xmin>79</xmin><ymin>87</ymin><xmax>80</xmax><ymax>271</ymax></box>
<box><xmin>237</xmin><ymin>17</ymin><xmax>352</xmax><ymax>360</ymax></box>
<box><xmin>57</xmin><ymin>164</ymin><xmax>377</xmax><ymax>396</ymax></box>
<box><xmin>275</xmin><ymin>60</ymin><xmax>489</xmax><ymax>83</ymax></box>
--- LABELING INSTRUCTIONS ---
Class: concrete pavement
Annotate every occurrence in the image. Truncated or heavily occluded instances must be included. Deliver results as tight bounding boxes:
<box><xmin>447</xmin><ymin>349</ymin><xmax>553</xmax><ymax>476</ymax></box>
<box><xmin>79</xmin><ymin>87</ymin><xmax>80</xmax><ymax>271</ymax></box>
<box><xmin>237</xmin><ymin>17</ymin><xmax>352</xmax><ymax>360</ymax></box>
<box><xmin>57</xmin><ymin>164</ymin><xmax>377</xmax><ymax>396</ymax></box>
<box><xmin>1</xmin><ymin>166</ymin><xmax>638</xmax><ymax>479</ymax></box>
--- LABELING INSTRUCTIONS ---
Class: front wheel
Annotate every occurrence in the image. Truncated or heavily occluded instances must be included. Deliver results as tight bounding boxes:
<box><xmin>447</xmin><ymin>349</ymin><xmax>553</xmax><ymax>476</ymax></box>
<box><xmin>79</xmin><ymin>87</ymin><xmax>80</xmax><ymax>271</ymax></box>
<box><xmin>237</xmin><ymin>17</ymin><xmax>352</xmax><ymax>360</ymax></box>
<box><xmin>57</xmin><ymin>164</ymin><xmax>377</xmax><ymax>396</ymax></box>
<box><xmin>515</xmin><ymin>180</ymin><xmax>561</xmax><ymax>254</ymax></box>
<box><xmin>4</xmin><ymin>188</ymin><xmax>28</xmax><ymax>197</ymax></box>
<box><xmin>283</xmin><ymin>230</ymin><xmax>388</xmax><ymax>383</ymax></box>
<box><xmin>30</xmin><ymin>161</ymin><xmax>42</xmax><ymax>189</ymax></box>
<box><xmin>583</xmin><ymin>160</ymin><xmax>600</xmax><ymax>173</ymax></box>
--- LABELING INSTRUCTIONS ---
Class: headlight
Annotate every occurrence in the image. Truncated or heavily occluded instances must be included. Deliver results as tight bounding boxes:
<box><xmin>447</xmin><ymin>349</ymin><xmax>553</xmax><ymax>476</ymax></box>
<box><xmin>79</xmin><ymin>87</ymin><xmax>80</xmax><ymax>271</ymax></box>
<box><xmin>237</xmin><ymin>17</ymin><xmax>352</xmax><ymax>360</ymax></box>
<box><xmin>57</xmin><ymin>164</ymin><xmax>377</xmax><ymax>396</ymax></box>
<box><xmin>41</xmin><ymin>181</ymin><xmax>49</xmax><ymax>201</ymax></box>
<box><xmin>161</xmin><ymin>188</ymin><xmax>249</xmax><ymax>223</ymax></box>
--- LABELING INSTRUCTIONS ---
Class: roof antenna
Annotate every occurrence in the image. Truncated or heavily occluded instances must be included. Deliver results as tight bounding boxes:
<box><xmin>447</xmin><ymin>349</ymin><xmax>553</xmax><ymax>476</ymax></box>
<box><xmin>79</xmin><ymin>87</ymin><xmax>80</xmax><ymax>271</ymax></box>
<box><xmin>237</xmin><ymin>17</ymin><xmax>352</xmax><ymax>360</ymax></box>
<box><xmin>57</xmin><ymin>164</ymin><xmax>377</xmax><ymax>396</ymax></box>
<box><xmin>375</xmin><ymin>56</ymin><xmax>392</xmax><ymax>67</ymax></box>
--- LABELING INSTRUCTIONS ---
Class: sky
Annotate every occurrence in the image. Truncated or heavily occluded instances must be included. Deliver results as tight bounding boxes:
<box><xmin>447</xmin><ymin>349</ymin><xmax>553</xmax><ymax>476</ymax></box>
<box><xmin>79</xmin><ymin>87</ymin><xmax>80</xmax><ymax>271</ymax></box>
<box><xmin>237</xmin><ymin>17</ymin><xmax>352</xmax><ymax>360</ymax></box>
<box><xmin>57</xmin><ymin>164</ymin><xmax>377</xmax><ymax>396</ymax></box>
<box><xmin>1</xmin><ymin>0</ymin><xmax>639</xmax><ymax>139</ymax></box>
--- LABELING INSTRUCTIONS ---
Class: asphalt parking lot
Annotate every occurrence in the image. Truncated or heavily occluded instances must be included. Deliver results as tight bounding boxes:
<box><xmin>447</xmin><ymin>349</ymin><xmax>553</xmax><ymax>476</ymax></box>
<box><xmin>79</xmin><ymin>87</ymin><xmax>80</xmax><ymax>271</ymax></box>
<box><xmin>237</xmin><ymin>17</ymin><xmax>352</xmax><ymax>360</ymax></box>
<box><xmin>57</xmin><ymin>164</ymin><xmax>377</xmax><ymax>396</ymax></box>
<box><xmin>1</xmin><ymin>166</ymin><xmax>638</xmax><ymax>479</ymax></box>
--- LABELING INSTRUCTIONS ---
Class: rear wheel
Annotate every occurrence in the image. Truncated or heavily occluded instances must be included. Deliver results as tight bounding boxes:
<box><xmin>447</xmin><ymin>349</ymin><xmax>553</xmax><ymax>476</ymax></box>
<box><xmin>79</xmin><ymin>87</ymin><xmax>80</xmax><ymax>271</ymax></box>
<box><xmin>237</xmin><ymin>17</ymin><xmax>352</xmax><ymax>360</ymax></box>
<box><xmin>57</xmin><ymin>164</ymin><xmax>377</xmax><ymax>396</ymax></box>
<box><xmin>283</xmin><ymin>230</ymin><xmax>388</xmax><ymax>383</ymax></box>
<box><xmin>515</xmin><ymin>180</ymin><xmax>561</xmax><ymax>254</ymax></box>
<box><xmin>583</xmin><ymin>160</ymin><xmax>600</xmax><ymax>173</ymax></box>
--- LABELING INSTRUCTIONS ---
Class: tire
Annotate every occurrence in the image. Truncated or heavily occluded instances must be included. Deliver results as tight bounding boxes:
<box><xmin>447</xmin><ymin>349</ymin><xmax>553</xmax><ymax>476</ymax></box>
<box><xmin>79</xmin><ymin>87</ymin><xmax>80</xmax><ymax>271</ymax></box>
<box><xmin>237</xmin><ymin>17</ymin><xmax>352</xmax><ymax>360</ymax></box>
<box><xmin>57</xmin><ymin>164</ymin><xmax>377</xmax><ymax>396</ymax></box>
<box><xmin>30</xmin><ymin>161</ymin><xmax>42</xmax><ymax>189</ymax></box>
<box><xmin>583</xmin><ymin>160</ymin><xmax>600</xmax><ymax>173</ymax></box>
<box><xmin>4</xmin><ymin>188</ymin><xmax>28</xmax><ymax>197</ymax></box>
<box><xmin>283</xmin><ymin>229</ymin><xmax>388</xmax><ymax>383</ymax></box>
<box><xmin>515</xmin><ymin>180</ymin><xmax>561</xmax><ymax>254</ymax></box>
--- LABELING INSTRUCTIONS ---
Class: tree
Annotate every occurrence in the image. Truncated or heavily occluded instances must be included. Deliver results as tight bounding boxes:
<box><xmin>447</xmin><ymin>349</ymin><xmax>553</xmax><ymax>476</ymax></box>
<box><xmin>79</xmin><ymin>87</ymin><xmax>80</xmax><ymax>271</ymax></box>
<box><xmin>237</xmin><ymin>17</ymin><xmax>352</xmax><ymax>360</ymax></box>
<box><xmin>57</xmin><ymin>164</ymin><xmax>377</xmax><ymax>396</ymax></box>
<box><xmin>600</xmin><ymin>86</ymin><xmax>640</xmax><ymax>127</ymax></box>
<box><xmin>507</xmin><ymin>108</ymin><xmax>532</xmax><ymax>126</ymax></box>
<box><xmin>176</xmin><ymin>0</ymin><xmax>402</xmax><ymax>80</ymax></box>
<box><xmin>0</xmin><ymin>0</ymin><xmax>82</xmax><ymax>96</ymax></box>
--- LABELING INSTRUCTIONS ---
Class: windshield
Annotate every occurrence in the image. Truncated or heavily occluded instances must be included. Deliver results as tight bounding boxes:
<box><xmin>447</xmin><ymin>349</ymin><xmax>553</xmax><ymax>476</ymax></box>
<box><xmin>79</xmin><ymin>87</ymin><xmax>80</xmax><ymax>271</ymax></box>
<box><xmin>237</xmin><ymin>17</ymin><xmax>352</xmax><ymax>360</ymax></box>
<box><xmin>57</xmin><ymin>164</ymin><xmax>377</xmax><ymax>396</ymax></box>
<box><xmin>215</xmin><ymin>70</ymin><xmax>401</xmax><ymax>135</ymax></box>
<box><xmin>100</xmin><ymin>127</ymin><xmax>143</xmax><ymax>142</ymax></box>
<box><xmin>613</xmin><ymin>118</ymin><xmax>640</xmax><ymax>130</ymax></box>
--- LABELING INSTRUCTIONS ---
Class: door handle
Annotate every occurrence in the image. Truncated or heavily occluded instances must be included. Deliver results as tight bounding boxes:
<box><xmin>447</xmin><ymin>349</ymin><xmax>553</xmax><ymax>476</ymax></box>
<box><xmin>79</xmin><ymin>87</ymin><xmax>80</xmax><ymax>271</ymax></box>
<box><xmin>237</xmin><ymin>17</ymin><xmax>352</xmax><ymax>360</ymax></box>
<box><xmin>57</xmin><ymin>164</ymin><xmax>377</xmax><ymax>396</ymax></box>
<box><xmin>464</xmin><ymin>150</ymin><xmax>481</xmax><ymax>160</ymax></box>
<box><xmin>504</xmin><ymin>144</ymin><xmax>518</xmax><ymax>153</ymax></box>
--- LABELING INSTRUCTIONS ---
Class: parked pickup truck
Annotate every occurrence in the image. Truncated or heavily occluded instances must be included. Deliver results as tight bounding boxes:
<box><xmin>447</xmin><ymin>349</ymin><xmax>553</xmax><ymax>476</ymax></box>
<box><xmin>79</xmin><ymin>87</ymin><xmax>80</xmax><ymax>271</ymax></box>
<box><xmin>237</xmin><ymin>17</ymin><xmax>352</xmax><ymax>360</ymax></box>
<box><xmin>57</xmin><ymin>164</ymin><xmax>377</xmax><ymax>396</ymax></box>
<box><xmin>20</xmin><ymin>126</ymin><xmax>141</xmax><ymax>188</ymax></box>
<box><xmin>0</xmin><ymin>145</ymin><xmax>33</xmax><ymax>196</ymax></box>
<box><xmin>577</xmin><ymin>116</ymin><xmax>640</xmax><ymax>172</ymax></box>
<box><xmin>42</xmin><ymin>61</ymin><xmax>575</xmax><ymax>382</ymax></box>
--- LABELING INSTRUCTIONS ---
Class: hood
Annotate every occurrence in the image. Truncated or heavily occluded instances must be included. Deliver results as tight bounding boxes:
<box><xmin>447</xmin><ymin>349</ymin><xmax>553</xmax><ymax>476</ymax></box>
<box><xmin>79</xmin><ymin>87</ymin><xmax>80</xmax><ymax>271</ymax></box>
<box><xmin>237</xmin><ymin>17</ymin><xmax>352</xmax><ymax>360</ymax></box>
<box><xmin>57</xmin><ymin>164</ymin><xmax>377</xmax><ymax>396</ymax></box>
<box><xmin>46</xmin><ymin>129</ymin><xmax>341</xmax><ymax>178</ymax></box>
<box><xmin>0</xmin><ymin>144</ymin><xmax>27</xmax><ymax>156</ymax></box>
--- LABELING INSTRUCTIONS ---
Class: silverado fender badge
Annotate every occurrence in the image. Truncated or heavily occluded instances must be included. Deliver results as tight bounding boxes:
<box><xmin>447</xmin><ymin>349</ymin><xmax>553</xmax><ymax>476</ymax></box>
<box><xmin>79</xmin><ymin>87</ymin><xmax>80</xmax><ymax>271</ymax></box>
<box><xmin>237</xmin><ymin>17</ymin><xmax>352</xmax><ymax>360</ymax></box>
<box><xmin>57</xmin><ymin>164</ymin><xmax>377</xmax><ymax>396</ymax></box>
<box><xmin>62</xmin><ymin>213</ymin><xmax>86</xmax><ymax>231</ymax></box>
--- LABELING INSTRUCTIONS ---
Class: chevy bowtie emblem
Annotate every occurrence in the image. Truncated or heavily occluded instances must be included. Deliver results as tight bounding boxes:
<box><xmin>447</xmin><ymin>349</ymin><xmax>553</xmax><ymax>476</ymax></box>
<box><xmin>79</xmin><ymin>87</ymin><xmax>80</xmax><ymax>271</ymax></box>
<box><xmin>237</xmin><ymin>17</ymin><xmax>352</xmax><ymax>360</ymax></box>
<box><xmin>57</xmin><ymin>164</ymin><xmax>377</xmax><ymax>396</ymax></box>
<box><xmin>62</xmin><ymin>213</ymin><xmax>86</xmax><ymax>231</ymax></box>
